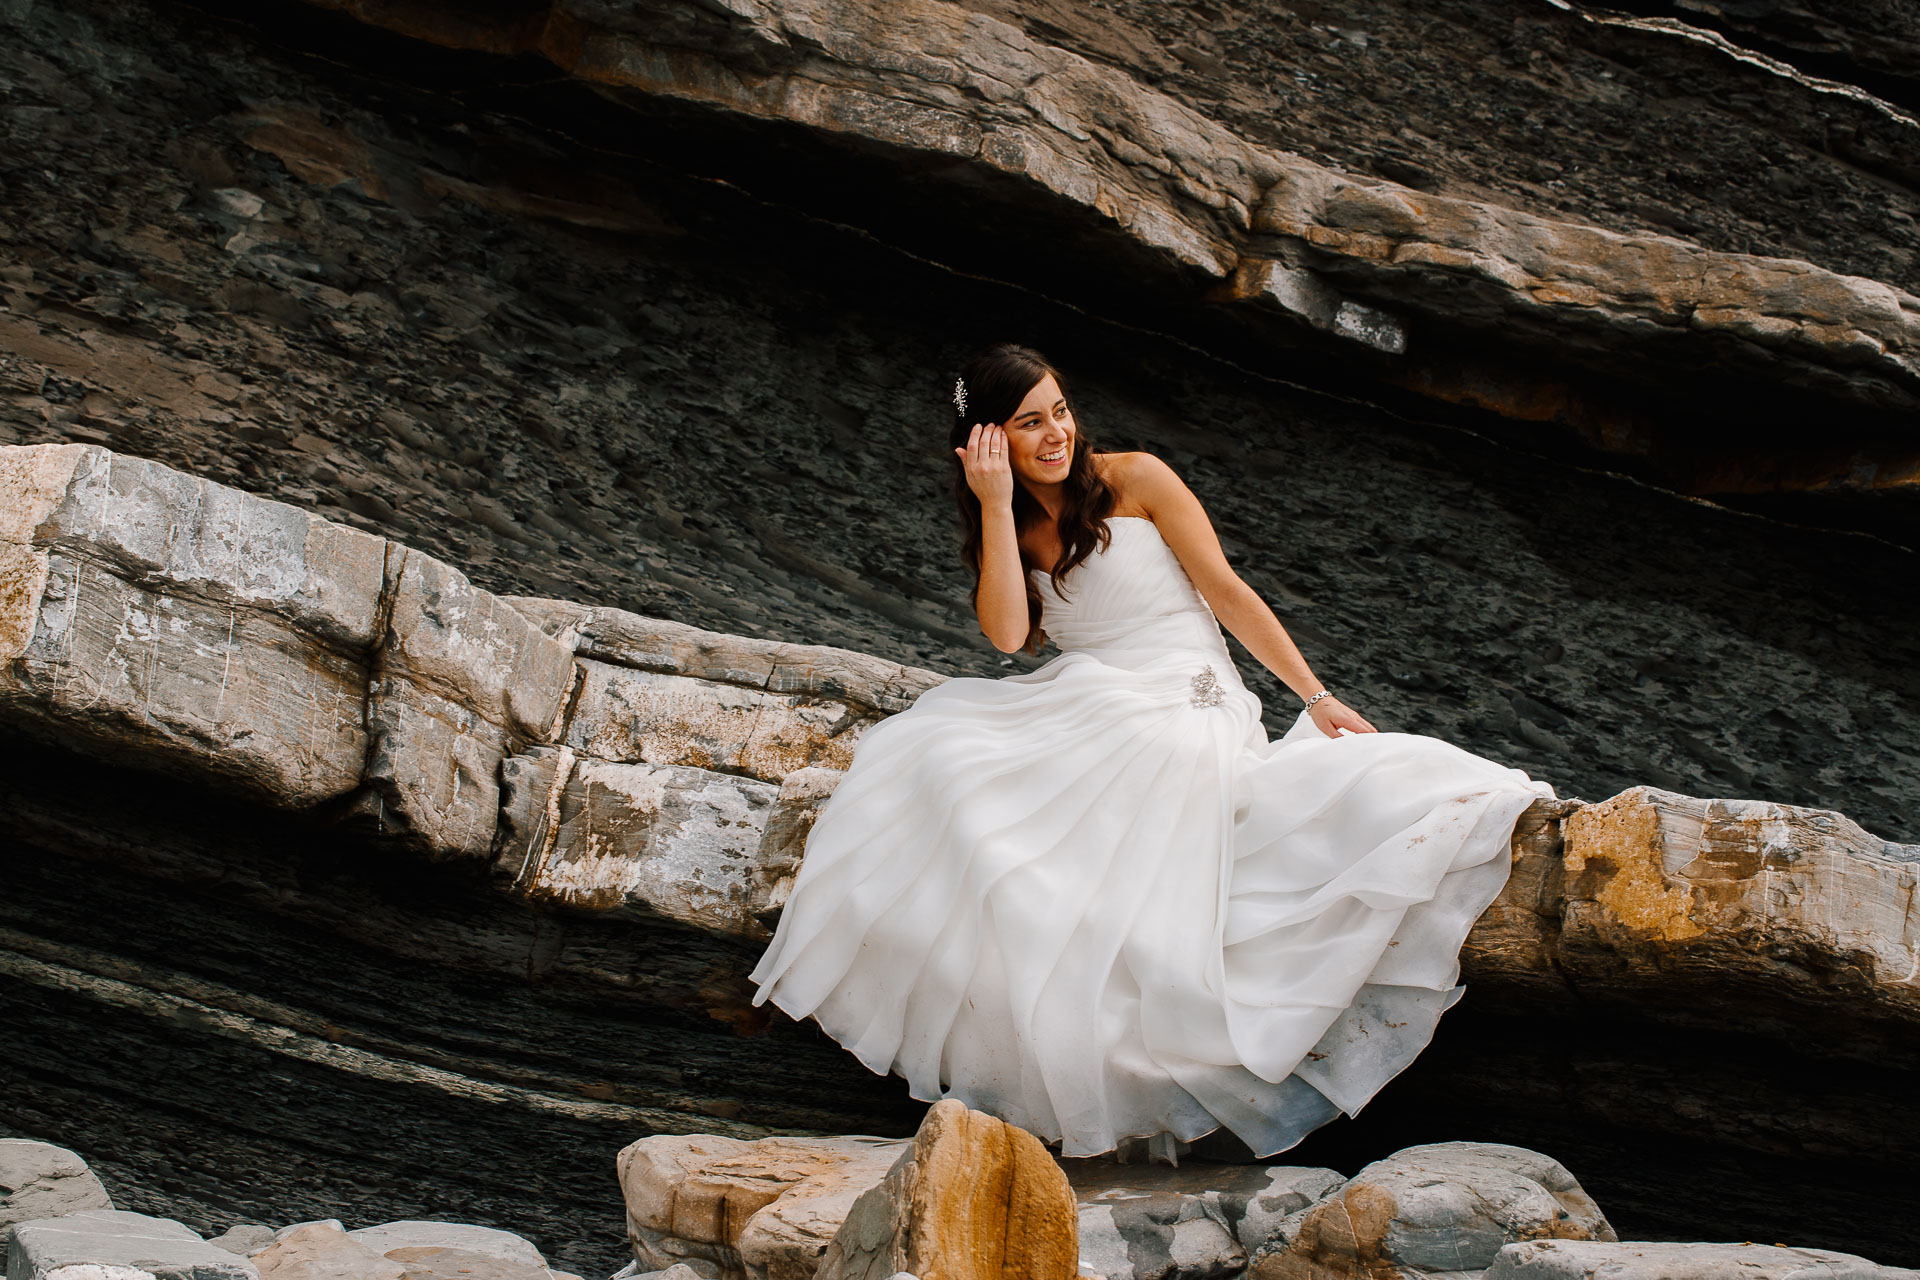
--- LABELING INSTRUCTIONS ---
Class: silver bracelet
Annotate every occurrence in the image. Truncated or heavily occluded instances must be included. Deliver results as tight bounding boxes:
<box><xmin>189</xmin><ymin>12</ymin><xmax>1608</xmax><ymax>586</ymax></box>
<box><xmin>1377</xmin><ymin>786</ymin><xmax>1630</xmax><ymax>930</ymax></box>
<box><xmin>1303</xmin><ymin>690</ymin><xmax>1333</xmax><ymax>711</ymax></box>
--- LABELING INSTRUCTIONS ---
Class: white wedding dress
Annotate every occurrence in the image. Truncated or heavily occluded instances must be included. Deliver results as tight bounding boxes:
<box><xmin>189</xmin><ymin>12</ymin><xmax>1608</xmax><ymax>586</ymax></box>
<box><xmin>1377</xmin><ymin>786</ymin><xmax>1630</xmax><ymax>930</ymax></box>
<box><xmin>748</xmin><ymin>516</ymin><xmax>1555</xmax><ymax>1159</ymax></box>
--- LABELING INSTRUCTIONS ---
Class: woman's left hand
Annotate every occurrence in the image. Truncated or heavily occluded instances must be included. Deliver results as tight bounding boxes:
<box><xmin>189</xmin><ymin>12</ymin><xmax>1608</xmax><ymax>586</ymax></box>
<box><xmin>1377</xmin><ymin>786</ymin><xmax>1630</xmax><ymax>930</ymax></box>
<box><xmin>1310</xmin><ymin>696</ymin><xmax>1377</xmax><ymax>737</ymax></box>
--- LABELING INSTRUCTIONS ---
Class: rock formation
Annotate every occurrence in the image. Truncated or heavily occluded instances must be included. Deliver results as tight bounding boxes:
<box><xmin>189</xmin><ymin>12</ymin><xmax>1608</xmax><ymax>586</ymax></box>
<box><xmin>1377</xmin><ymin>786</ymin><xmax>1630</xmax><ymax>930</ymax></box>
<box><xmin>0</xmin><ymin>1142</ymin><xmax>116</xmax><ymax>1248</ymax></box>
<box><xmin>3</xmin><ymin>444</ymin><xmax>1919</xmax><ymax>1271</ymax></box>
<box><xmin>1245</xmin><ymin>1143</ymin><xmax>1614</xmax><ymax>1280</ymax></box>
<box><xmin>2</xmin><ymin>0</ymin><xmax>1915</xmax><ymax>845</ymax></box>
<box><xmin>610</xmin><ymin>1102</ymin><xmax>1920</xmax><ymax>1280</ymax></box>
<box><xmin>617</xmin><ymin>1131</ymin><xmax>907</xmax><ymax>1276</ymax></box>
<box><xmin>811</xmin><ymin>1099</ymin><xmax>1078</xmax><ymax>1280</ymax></box>
<box><xmin>3</xmin><ymin>0</ymin><xmax>1920</xmax><ymax>1268</ymax></box>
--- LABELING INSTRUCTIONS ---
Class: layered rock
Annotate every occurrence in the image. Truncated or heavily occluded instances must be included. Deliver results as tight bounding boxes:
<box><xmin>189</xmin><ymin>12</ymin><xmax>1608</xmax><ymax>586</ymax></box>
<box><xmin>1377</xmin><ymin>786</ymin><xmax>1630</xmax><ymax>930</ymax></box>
<box><xmin>4</xmin><ymin>445</ymin><xmax>1920</xmax><ymax>1267</ymax></box>
<box><xmin>285</xmin><ymin>0</ymin><xmax>1920</xmax><ymax>448</ymax></box>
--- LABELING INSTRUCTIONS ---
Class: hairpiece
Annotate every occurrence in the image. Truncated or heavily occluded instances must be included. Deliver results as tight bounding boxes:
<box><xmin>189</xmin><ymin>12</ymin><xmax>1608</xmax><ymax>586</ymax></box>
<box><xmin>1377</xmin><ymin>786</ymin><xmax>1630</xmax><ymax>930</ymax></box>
<box><xmin>952</xmin><ymin>375</ymin><xmax>968</xmax><ymax>419</ymax></box>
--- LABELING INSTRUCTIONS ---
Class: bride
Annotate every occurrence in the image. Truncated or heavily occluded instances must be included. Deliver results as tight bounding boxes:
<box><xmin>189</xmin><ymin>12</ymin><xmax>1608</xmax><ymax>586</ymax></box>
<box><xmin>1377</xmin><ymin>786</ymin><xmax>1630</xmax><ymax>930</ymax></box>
<box><xmin>747</xmin><ymin>342</ymin><xmax>1556</xmax><ymax>1161</ymax></box>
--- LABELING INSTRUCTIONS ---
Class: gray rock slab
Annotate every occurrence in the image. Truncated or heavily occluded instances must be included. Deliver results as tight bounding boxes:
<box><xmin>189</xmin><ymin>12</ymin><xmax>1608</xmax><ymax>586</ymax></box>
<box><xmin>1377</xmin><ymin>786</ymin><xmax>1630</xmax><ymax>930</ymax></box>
<box><xmin>0</xmin><ymin>444</ymin><xmax>388</xmax><ymax>651</ymax></box>
<box><xmin>377</xmin><ymin>551</ymin><xmax>574</xmax><ymax>743</ymax></box>
<box><xmin>200</xmin><ymin>1230</ymin><xmax>274</xmax><ymax>1260</ymax></box>
<box><xmin>496</xmin><ymin>745</ymin><xmax>780</xmax><ymax>938</ymax></box>
<box><xmin>251</xmin><ymin>1225</ymin><xmax>402</xmax><ymax>1280</ymax></box>
<box><xmin>346</xmin><ymin>1226</ymin><xmax>544</xmax><ymax>1271</ymax></box>
<box><xmin>563</xmin><ymin>659</ymin><xmax>879</xmax><ymax>783</ymax></box>
<box><xmin>362</xmin><ymin>675</ymin><xmax>513</xmax><ymax>860</ymax></box>
<box><xmin>501</xmin><ymin>597</ymin><xmax>944</xmax><ymax>716</ymax></box>
<box><xmin>1487</xmin><ymin>1239</ymin><xmax>1920</xmax><ymax>1280</ymax></box>
<box><xmin>8</xmin><ymin>1209</ymin><xmax>259</xmax><ymax>1280</ymax></box>
<box><xmin>1248</xmin><ymin>1141</ymin><xmax>1613</xmax><ymax>1280</ymax></box>
<box><xmin>379</xmin><ymin>1248</ymin><xmax>545</xmax><ymax>1280</ymax></box>
<box><xmin>0</xmin><ymin>1141</ymin><xmax>114</xmax><ymax>1248</ymax></box>
<box><xmin>0</xmin><ymin>549</ymin><xmax>370</xmax><ymax>808</ymax></box>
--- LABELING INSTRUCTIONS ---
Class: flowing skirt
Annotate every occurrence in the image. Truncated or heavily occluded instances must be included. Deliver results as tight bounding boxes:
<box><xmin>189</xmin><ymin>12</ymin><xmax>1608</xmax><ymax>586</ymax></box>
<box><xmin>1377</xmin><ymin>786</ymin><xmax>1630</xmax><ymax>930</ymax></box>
<box><xmin>747</xmin><ymin>644</ymin><xmax>1556</xmax><ymax>1158</ymax></box>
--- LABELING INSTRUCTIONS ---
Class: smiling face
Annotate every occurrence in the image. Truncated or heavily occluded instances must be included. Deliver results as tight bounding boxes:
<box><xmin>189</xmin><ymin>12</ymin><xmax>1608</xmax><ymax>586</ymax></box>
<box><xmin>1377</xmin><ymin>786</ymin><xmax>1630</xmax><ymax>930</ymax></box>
<box><xmin>1002</xmin><ymin>372</ymin><xmax>1076</xmax><ymax>489</ymax></box>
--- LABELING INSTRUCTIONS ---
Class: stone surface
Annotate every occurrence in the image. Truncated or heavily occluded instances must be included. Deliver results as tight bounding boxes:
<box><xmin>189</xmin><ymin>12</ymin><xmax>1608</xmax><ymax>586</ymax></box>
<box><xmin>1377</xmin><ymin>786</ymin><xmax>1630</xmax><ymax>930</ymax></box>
<box><xmin>1247</xmin><ymin>1142</ymin><xmax>1615</xmax><ymax>1280</ymax></box>
<box><xmin>8</xmin><ymin>1210</ymin><xmax>260</xmax><ymax>1280</ymax></box>
<box><xmin>502</xmin><ymin>601</ymin><xmax>944</xmax><ymax>719</ymax></box>
<box><xmin>1484</xmin><ymin>786</ymin><xmax>1920</xmax><ymax>1040</ymax></box>
<box><xmin>1486</xmin><ymin>1239</ymin><xmax>1920</xmax><ymax>1280</ymax></box>
<box><xmin>202</xmin><ymin>1230</ymin><xmax>277</xmax><ymax>1259</ymax></box>
<box><xmin>252</xmin><ymin>1225</ymin><xmax>405</xmax><ymax>1280</ymax></box>
<box><xmin>494</xmin><ymin>745</ymin><xmax>783</xmax><ymax>939</ymax></box>
<box><xmin>5</xmin><ymin>443</ymin><xmax>1920</xmax><ymax>1273</ymax></box>
<box><xmin>381</xmin><ymin>1247</ymin><xmax>548</xmax><ymax>1280</ymax></box>
<box><xmin>617</xmin><ymin>1131</ymin><xmax>909</xmax><ymax>1279</ymax></box>
<box><xmin>346</xmin><ymin>1226</ymin><xmax>546</xmax><ymax>1271</ymax></box>
<box><xmin>359</xmin><ymin>548</ymin><xmax>576</xmax><ymax>860</ymax></box>
<box><xmin>0</xmin><ymin>445</ymin><xmax>375</xmax><ymax>808</ymax></box>
<box><xmin>0</xmin><ymin>1141</ymin><xmax>114</xmax><ymax>1247</ymax></box>
<box><xmin>299</xmin><ymin>0</ymin><xmax>1920</xmax><ymax>419</ymax></box>
<box><xmin>561</xmin><ymin>660</ymin><xmax>876</xmax><ymax>784</ymax></box>
<box><xmin>814</xmin><ymin>1099</ymin><xmax>1078</xmax><ymax>1280</ymax></box>
<box><xmin>0</xmin><ymin>0</ymin><xmax>1914</xmax><ymax>850</ymax></box>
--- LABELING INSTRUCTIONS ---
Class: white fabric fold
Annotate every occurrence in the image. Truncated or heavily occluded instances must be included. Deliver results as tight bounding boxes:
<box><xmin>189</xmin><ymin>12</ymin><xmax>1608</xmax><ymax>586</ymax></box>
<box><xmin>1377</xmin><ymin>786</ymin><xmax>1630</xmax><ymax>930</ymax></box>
<box><xmin>748</xmin><ymin>516</ymin><xmax>1555</xmax><ymax>1158</ymax></box>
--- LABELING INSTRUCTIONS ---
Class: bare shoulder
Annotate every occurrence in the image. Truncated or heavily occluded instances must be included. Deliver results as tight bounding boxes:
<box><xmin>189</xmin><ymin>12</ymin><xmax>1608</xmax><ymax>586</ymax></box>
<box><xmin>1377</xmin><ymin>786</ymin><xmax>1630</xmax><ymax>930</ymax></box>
<box><xmin>1094</xmin><ymin>450</ymin><xmax>1178</xmax><ymax>488</ymax></box>
<box><xmin>1095</xmin><ymin>450</ymin><xmax>1182</xmax><ymax>509</ymax></box>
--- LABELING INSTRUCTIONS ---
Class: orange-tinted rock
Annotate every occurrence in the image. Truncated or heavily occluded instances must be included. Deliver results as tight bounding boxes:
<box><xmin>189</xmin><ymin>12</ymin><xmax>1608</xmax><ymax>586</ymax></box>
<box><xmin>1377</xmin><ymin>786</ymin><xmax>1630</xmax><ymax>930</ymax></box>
<box><xmin>814</xmin><ymin>1098</ymin><xmax>1078</xmax><ymax>1280</ymax></box>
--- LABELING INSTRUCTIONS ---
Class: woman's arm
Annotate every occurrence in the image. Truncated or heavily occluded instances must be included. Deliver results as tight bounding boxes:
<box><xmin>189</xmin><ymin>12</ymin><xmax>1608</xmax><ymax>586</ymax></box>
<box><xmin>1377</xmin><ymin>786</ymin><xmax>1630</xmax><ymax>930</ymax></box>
<box><xmin>1121</xmin><ymin>453</ymin><xmax>1377</xmax><ymax>737</ymax></box>
<box><xmin>956</xmin><ymin>423</ymin><xmax>1032</xmax><ymax>653</ymax></box>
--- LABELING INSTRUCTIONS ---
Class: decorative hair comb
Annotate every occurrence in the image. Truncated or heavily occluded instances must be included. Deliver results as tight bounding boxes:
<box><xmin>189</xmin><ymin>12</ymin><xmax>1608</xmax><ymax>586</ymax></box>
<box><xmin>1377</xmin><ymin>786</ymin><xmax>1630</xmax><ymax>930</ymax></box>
<box><xmin>952</xmin><ymin>375</ymin><xmax>968</xmax><ymax>419</ymax></box>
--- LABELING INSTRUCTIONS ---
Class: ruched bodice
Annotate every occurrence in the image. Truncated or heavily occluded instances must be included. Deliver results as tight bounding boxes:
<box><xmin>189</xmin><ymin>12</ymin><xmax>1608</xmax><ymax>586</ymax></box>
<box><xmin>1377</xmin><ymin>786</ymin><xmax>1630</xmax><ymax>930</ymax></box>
<box><xmin>750</xmin><ymin>511</ymin><xmax>1558</xmax><ymax>1161</ymax></box>
<box><xmin>1032</xmin><ymin>516</ymin><xmax>1225</xmax><ymax>658</ymax></box>
<box><xmin>1028</xmin><ymin>517</ymin><xmax>1246</xmax><ymax>719</ymax></box>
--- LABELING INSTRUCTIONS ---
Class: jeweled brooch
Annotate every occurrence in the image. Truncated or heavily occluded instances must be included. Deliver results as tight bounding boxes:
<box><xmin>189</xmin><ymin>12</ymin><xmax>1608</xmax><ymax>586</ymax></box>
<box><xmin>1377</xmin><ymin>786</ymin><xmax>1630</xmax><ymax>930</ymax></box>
<box><xmin>1190</xmin><ymin>665</ymin><xmax>1225</xmax><ymax>708</ymax></box>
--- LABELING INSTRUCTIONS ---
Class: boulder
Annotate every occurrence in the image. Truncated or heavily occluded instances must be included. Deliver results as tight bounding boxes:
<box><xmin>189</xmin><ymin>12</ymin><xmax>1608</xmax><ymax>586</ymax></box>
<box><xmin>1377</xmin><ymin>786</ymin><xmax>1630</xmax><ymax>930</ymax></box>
<box><xmin>500</xmin><ymin>599</ymin><xmax>943</xmax><ymax>718</ymax></box>
<box><xmin>813</xmin><ymin>1099</ymin><xmax>1078</xmax><ymax>1280</ymax></box>
<box><xmin>1549</xmin><ymin>788</ymin><xmax>1920</xmax><ymax>1032</ymax></box>
<box><xmin>1248</xmin><ymin>1142</ymin><xmax>1614</xmax><ymax>1280</ymax></box>
<box><xmin>346</xmin><ymin>1225</ymin><xmax>547</xmax><ymax>1271</ymax></box>
<box><xmin>0</xmin><ymin>1140</ymin><xmax>113</xmax><ymax>1247</ymax></box>
<box><xmin>382</xmin><ymin>1247</ymin><xmax>548</xmax><ymax>1280</ymax></box>
<box><xmin>252</xmin><ymin>1224</ymin><xmax>404</xmax><ymax>1280</ymax></box>
<box><xmin>1486</xmin><ymin>1239</ymin><xmax>1920</xmax><ymax>1280</ymax></box>
<box><xmin>616</xmin><ymin>1131</ymin><xmax>908</xmax><ymax>1278</ymax></box>
<box><xmin>7</xmin><ymin>1209</ymin><xmax>259</xmax><ymax>1280</ymax></box>
<box><xmin>203</xmin><ymin>1228</ymin><xmax>277</xmax><ymax>1258</ymax></box>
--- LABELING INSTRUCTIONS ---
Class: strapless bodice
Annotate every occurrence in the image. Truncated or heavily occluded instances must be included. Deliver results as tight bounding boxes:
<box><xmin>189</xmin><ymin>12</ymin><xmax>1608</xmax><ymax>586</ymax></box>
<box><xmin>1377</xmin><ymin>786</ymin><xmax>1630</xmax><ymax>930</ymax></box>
<box><xmin>1030</xmin><ymin>516</ymin><xmax>1228</xmax><ymax>659</ymax></box>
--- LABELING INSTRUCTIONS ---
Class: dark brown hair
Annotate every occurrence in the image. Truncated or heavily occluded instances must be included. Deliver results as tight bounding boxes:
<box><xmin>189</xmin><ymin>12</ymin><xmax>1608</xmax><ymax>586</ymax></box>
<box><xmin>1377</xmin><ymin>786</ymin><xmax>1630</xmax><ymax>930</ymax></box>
<box><xmin>947</xmin><ymin>342</ymin><xmax>1115</xmax><ymax>653</ymax></box>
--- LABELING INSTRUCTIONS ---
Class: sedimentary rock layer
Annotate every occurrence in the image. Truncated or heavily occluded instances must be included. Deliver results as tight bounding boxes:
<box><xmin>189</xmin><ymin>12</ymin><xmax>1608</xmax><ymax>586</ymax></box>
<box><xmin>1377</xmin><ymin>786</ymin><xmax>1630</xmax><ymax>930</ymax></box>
<box><xmin>290</xmin><ymin>0</ymin><xmax>1920</xmax><ymax>424</ymax></box>
<box><xmin>4</xmin><ymin>444</ymin><xmax>1920</xmax><ymax>1266</ymax></box>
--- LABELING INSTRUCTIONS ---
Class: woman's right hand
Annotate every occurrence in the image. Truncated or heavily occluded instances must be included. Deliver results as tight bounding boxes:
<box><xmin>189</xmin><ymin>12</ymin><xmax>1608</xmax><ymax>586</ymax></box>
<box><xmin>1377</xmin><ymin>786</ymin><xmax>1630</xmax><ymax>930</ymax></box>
<box><xmin>955</xmin><ymin>423</ymin><xmax>1015</xmax><ymax>509</ymax></box>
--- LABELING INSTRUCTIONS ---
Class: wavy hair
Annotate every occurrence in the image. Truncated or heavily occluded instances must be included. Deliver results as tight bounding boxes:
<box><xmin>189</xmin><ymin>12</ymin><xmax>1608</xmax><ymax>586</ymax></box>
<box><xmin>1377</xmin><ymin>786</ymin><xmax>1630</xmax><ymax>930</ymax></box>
<box><xmin>947</xmin><ymin>342</ymin><xmax>1115</xmax><ymax>653</ymax></box>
